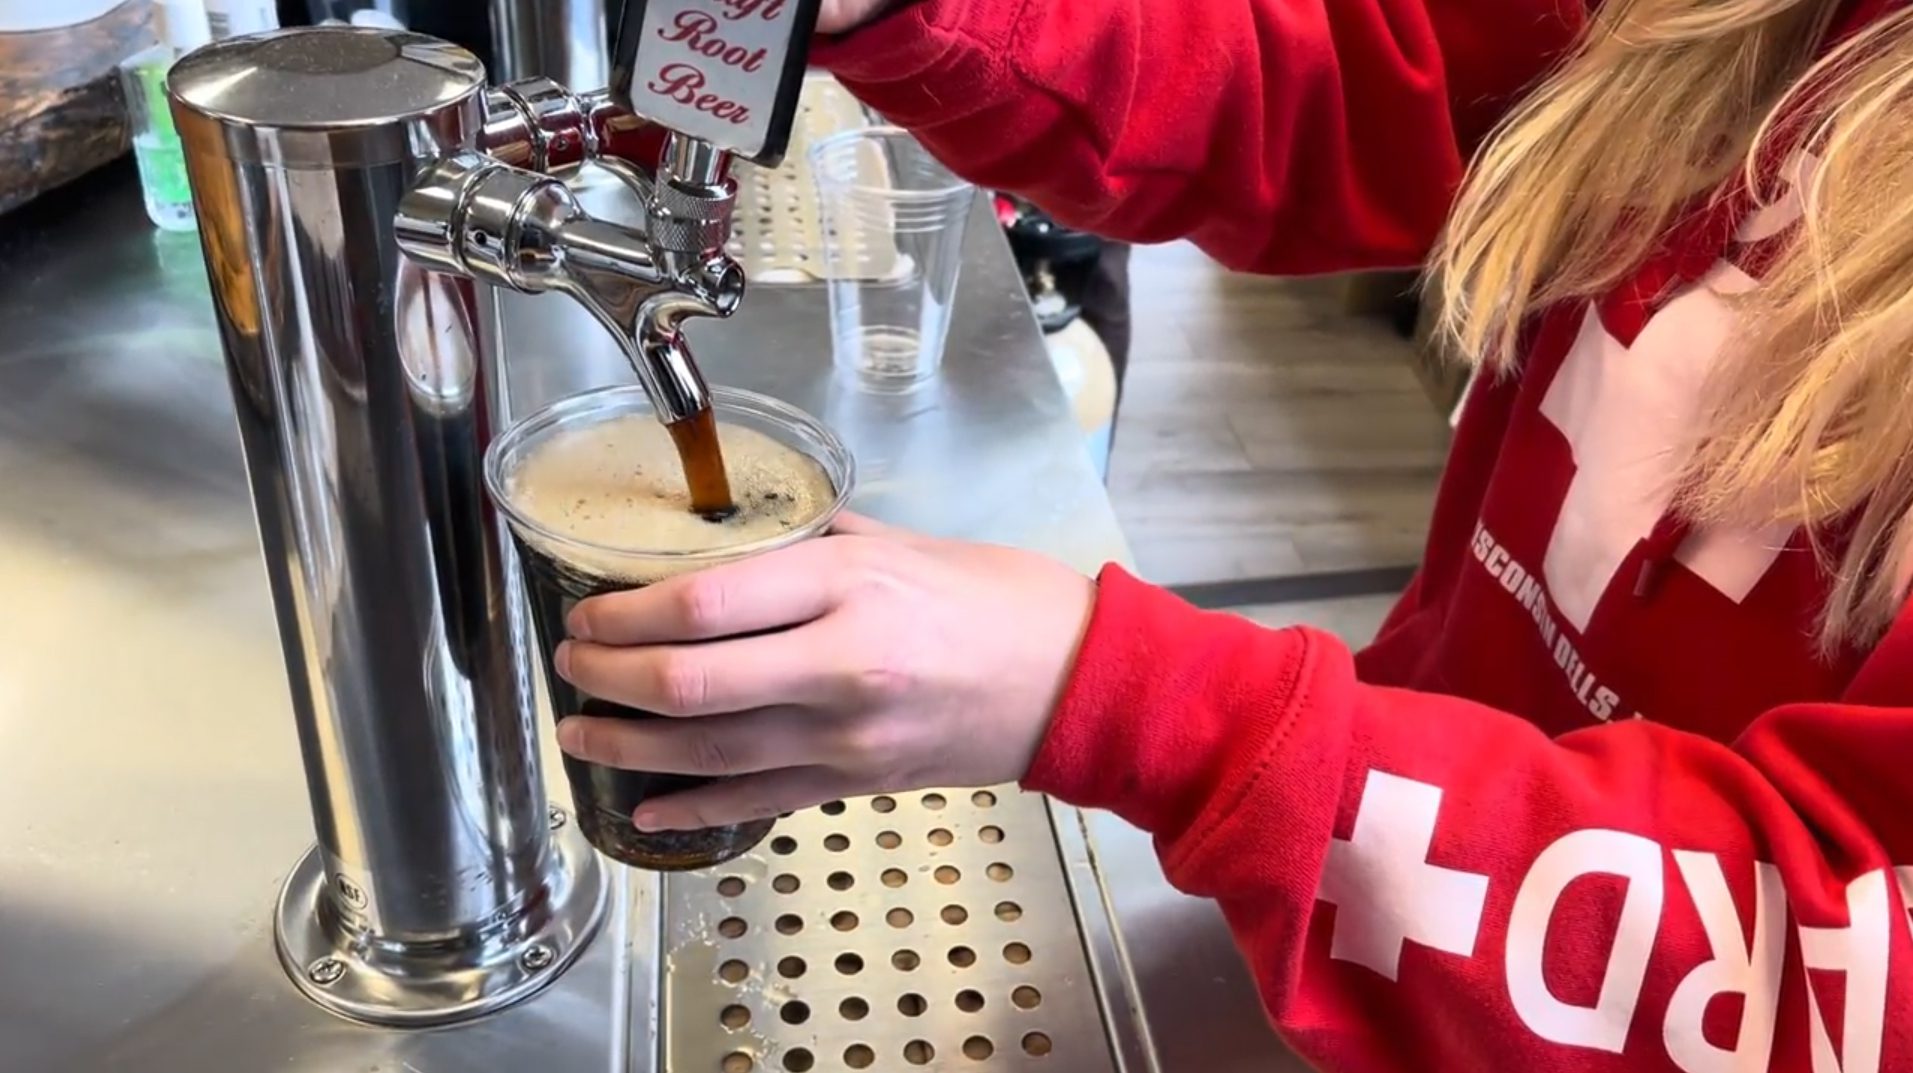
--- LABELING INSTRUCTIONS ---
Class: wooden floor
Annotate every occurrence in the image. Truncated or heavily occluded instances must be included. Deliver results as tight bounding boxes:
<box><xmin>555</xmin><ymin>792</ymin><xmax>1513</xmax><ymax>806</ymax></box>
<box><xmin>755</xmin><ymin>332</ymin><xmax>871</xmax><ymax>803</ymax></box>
<box><xmin>1108</xmin><ymin>243</ymin><xmax>1451</xmax><ymax>596</ymax></box>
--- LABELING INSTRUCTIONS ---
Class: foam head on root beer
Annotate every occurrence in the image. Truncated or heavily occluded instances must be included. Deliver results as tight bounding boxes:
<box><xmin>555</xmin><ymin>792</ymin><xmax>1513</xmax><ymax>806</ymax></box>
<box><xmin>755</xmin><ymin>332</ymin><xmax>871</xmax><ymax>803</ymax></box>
<box><xmin>486</xmin><ymin>385</ymin><xmax>854</xmax><ymax>870</ymax></box>
<box><xmin>507</xmin><ymin>408</ymin><xmax>837</xmax><ymax>576</ymax></box>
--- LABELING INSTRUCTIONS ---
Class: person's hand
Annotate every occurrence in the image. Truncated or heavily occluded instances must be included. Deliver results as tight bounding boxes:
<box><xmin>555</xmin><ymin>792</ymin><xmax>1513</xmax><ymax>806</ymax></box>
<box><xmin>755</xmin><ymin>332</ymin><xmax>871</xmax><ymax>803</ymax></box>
<box><xmin>552</xmin><ymin>514</ymin><xmax>1095</xmax><ymax>831</ymax></box>
<box><xmin>817</xmin><ymin>0</ymin><xmax>897</xmax><ymax>34</ymax></box>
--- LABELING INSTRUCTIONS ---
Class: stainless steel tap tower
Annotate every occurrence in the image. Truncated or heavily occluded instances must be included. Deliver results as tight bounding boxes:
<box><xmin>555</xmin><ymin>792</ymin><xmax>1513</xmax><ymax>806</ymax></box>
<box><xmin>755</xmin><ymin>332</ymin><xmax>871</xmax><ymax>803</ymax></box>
<box><xmin>167</xmin><ymin>0</ymin><xmax>818</xmax><ymax>1025</ymax></box>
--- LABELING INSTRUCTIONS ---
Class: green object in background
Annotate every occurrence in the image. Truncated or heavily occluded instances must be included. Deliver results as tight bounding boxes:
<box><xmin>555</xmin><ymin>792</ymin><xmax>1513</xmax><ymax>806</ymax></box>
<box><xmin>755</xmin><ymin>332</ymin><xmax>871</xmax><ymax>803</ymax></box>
<box><xmin>137</xmin><ymin>59</ymin><xmax>179</xmax><ymax>141</ymax></box>
<box><xmin>133</xmin><ymin>130</ymin><xmax>193</xmax><ymax>208</ymax></box>
<box><xmin>131</xmin><ymin>59</ymin><xmax>193</xmax><ymax>208</ymax></box>
<box><xmin>117</xmin><ymin>0</ymin><xmax>212</xmax><ymax>232</ymax></box>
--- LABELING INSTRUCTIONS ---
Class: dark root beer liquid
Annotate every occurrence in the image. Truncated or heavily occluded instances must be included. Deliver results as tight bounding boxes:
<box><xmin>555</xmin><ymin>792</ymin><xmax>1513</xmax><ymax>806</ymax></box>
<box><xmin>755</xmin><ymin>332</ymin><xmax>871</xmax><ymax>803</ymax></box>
<box><xmin>667</xmin><ymin>406</ymin><xmax>737</xmax><ymax>520</ymax></box>
<box><xmin>503</xmin><ymin>409</ymin><xmax>836</xmax><ymax>871</ymax></box>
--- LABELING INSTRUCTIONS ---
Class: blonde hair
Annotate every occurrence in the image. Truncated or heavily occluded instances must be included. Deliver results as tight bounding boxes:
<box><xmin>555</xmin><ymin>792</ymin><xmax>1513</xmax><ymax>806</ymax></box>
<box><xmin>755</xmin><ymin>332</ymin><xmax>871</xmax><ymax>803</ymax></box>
<box><xmin>1433</xmin><ymin>0</ymin><xmax>1913</xmax><ymax>649</ymax></box>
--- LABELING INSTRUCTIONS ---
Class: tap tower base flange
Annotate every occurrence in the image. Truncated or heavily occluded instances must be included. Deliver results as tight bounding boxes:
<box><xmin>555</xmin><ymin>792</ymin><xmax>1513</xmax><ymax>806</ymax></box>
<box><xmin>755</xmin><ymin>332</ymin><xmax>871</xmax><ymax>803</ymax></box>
<box><xmin>272</xmin><ymin>804</ymin><xmax>609</xmax><ymax>1027</ymax></box>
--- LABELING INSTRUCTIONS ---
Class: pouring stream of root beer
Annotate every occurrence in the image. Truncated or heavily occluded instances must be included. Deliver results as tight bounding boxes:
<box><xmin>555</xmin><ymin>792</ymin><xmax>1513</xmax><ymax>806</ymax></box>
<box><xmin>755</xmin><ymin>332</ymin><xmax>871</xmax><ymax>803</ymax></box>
<box><xmin>667</xmin><ymin>408</ymin><xmax>738</xmax><ymax>520</ymax></box>
<box><xmin>609</xmin><ymin>0</ymin><xmax>822</xmax><ymax>522</ymax></box>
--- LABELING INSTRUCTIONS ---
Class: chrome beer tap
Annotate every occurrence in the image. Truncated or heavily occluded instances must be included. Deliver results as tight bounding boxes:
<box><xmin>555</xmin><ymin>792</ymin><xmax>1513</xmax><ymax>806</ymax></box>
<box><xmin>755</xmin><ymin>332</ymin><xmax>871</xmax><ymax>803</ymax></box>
<box><xmin>398</xmin><ymin>0</ymin><xmax>820</xmax><ymax>425</ymax></box>
<box><xmin>166</xmin><ymin>0</ymin><xmax>818</xmax><ymax>1029</ymax></box>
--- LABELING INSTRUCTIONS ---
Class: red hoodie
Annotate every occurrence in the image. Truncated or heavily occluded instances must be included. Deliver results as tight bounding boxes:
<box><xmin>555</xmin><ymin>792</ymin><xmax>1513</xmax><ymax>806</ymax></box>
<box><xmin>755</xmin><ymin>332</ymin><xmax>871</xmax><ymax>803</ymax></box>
<box><xmin>815</xmin><ymin>2</ymin><xmax>1913</xmax><ymax>1071</ymax></box>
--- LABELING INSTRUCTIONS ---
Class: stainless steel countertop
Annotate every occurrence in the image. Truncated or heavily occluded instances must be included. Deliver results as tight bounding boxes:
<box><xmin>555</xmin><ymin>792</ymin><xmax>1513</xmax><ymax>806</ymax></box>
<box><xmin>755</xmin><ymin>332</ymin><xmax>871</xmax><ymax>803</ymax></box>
<box><xmin>0</xmin><ymin>163</ymin><xmax>1292</xmax><ymax>1072</ymax></box>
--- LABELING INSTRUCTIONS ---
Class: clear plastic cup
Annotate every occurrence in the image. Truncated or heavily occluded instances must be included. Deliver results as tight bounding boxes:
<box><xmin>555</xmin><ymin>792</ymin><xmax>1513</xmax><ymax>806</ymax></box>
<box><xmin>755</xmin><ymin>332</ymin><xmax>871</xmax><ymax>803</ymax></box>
<box><xmin>485</xmin><ymin>386</ymin><xmax>856</xmax><ymax>871</ymax></box>
<box><xmin>810</xmin><ymin>126</ymin><xmax>975</xmax><ymax>392</ymax></box>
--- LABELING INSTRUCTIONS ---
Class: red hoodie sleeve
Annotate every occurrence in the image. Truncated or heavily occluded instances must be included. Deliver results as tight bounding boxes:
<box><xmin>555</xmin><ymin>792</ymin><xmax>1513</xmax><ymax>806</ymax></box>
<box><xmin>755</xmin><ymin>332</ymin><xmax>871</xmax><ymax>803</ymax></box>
<box><xmin>1028</xmin><ymin>567</ymin><xmax>1913</xmax><ymax>1072</ymax></box>
<box><xmin>810</xmin><ymin>0</ymin><xmax>1583</xmax><ymax>273</ymax></box>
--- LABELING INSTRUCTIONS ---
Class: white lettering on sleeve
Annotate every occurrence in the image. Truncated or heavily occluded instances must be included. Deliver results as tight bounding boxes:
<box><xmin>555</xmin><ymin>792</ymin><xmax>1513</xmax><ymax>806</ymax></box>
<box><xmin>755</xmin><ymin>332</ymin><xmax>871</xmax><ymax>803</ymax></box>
<box><xmin>1663</xmin><ymin>853</ymin><xmax>1785</xmax><ymax>1073</ymax></box>
<box><xmin>1798</xmin><ymin>870</ymin><xmax>1890</xmax><ymax>1073</ymax></box>
<box><xmin>1317</xmin><ymin>771</ymin><xmax>1490</xmax><ymax>981</ymax></box>
<box><xmin>1507</xmin><ymin>829</ymin><xmax>1664</xmax><ymax>1052</ymax></box>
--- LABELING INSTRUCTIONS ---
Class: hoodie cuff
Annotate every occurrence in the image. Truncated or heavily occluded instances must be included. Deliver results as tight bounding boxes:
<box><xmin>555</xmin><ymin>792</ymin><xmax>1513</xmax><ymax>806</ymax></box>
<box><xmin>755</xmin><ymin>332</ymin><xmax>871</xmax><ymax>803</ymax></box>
<box><xmin>1023</xmin><ymin>565</ymin><xmax>1315</xmax><ymax>837</ymax></box>
<box><xmin>809</xmin><ymin>0</ymin><xmax>1022</xmax><ymax>115</ymax></box>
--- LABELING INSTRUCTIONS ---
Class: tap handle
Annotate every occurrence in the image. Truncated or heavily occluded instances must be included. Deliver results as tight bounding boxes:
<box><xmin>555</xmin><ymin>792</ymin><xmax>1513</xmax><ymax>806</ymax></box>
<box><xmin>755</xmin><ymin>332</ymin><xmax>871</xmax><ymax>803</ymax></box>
<box><xmin>608</xmin><ymin>0</ymin><xmax>822</xmax><ymax>167</ymax></box>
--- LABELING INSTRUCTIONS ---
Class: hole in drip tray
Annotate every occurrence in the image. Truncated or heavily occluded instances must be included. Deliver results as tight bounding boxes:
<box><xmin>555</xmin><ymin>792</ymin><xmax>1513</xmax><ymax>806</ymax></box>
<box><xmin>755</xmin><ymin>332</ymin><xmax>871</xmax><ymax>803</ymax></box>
<box><xmin>963</xmin><ymin>1037</ymin><xmax>994</xmax><ymax>1061</ymax></box>
<box><xmin>871</xmin><ymin>796</ymin><xmax>896</xmax><ymax>813</ymax></box>
<box><xmin>887</xmin><ymin>907</ymin><xmax>914</xmax><ymax>928</ymax></box>
<box><xmin>718</xmin><ymin>917</ymin><xmax>747</xmax><ymax>938</ymax></box>
<box><xmin>717</xmin><ymin>876</ymin><xmax>746</xmax><ymax>897</ymax></box>
<box><xmin>987</xmin><ymin>863</ymin><xmax>1014</xmax><ymax>882</ymax></box>
<box><xmin>941</xmin><ymin>905</ymin><xmax>968</xmax><ymax>925</ymax></box>
<box><xmin>1004</xmin><ymin>942</ymin><xmax>1032</xmax><ymax>965</ymax></box>
<box><xmin>772</xmin><ymin>874</ymin><xmax>800</xmax><ymax>894</ymax></box>
<box><xmin>995</xmin><ymin>901</ymin><xmax>1023</xmax><ymax>922</ymax></box>
<box><xmin>771</xmin><ymin>836</ymin><xmax>798</xmax><ymax>855</ymax></box>
<box><xmin>779</xmin><ymin>1001</ymin><xmax>811</xmax><ymax>1025</ymax></box>
<box><xmin>828</xmin><ymin>871</ymin><xmax>854</xmax><ymax>891</ymax></box>
<box><xmin>845</xmin><ymin>1044</ymin><xmax>875</xmax><ymax>1069</ymax></box>
<box><xmin>897</xmin><ymin>993</ymin><xmax>927</xmax><ymax>1017</ymax></box>
<box><xmin>1023</xmin><ymin>1032</ymin><xmax>1053</xmax><ymax>1057</ymax></box>
<box><xmin>955</xmin><ymin>989</ymin><xmax>984</xmax><ymax>1012</ymax></box>
<box><xmin>721</xmin><ymin>1052</ymin><xmax>753</xmax><ymax>1073</ymax></box>
<box><xmin>777</xmin><ymin>956</ymin><xmax>806</xmax><ymax>979</ymax></box>
<box><xmin>927</xmin><ymin>828</ymin><xmax>954</xmax><ymax>847</ymax></box>
<box><xmin>979</xmin><ymin>826</ymin><xmax>1004</xmax><ymax>844</ymax></box>
<box><xmin>783</xmin><ymin>1048</ymin><xmax>814</xmax><ymax>1072</ymax></box>
<box><xmin>720</xmin><ymin>1004</ymin><xmax>751</xmax><ymax>1028</ymax></box>
<box><xmin>821</xmin><ymin>800</ymin><xmax>846</xmax><ymax>815</ymax></box>
<box><xmin>948</xmin><ymin>946</ymin><xmax>976</xmax><ymax>968</ymax></box>
<box><xmin>824</xmin><ymin>833</ymin><xmax>851</xmax><ymax>852</ymax></box>
<box><xmin>881</xmin><ymin>868</ymin><xmax>908</xmax><ymax>888</ymax></box>
<box><xmin>719</xmin><ymin>960</ymin><xmax>749</xmax><ymax>984</ymax></box>
<box><xmin>835</xmin><ymin>952</ymin><xmax>865</xmax><ymax>975</ymax></box>
<box><xmin>775</xmin><ymin>914</ymin><xmax>803</xmax><ymax>935</ymax></box>
<box><xmin>891</xmin><ymin>949</ymin><xmax>920</xmax><ymax>971</ymax></box>
<box><xmin>904</xmin><ymin>1040</ymin><xmax>935</xmax><ymax>1065</ymax></box>
<box><xmin>1013</xmin><ymin>985</ymin><xmax>1043</xmax><ymax>1009</ymax></box>
<box><xmin>934</xmin><ymin>866</ymin><xmax>960</xmax><ymax>885</ymax></box>
<box><xmin>839</xmin><ymin>996</ymin><xmax>869</xmax><ymax>1021</ymax></box>
<box><xmin>972</xmin><ymin>790</ymin><xmax>997</xmax><ymax>808</ymax></box>
<box><xmin>921</xmin><ymin>792</ymin><xmax>946</xmax><ymax>810</ymax></box>
<box><xmin>831</xmin><ymin>910</ymin><xmax>858</xmax><ymax>931</ymax></box>
<box><xmin>876</xmin><ymin>831</ymin><xmax>901</xmax><ymax>849</ymax></box>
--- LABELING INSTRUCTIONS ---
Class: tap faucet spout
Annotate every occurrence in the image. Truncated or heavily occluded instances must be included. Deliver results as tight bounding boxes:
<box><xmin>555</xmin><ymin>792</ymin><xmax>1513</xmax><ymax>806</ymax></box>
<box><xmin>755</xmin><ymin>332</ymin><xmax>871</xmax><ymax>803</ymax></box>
<box><xmin>396</xmin><ymin>151</ymin><xmax>743</xmax><ymax>425</ymax></box>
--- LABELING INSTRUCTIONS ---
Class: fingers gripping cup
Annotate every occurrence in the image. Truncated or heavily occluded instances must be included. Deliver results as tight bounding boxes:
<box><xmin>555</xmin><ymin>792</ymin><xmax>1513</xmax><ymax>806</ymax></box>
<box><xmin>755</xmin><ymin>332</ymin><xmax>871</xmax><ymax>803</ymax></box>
<box><xmin>486</xmin><ymin>387</ymin><xmax>856</xmax><ymax>871</ymax></box>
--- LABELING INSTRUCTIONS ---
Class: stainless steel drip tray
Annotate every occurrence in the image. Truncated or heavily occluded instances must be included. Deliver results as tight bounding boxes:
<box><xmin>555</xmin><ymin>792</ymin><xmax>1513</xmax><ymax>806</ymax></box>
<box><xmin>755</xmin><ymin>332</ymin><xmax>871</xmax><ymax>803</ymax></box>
<box><xmin>725</xmin><ymin>76</ymin><xmax>903</xmax><ymax>286</ymax></box>
<box><xmin>656</xmin><ymin>787</ymin><xmax>1131</xmax><ymax>1072</ymax></box>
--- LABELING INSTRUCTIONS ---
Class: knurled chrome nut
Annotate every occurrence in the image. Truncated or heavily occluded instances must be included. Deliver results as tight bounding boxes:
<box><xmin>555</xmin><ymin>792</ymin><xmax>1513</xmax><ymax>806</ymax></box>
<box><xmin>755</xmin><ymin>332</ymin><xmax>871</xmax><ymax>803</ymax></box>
<box><xmin>646</xmin><ymin>215</ymin><xmax>730</xmax><ymax>255</ymax></box>
<box><xmin>650</xmin><ymin>180</ymin><xmax>733</xmax><ymax>224</ymax></box>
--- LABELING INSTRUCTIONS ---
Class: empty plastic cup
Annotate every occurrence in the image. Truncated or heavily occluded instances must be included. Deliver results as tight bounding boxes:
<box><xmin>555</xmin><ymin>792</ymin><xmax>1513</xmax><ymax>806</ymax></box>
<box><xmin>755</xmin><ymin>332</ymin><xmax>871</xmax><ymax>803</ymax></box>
<box><xmin>810</xmin><ymin>127</ymin><xmax>974</xmax><ymax>392</ymax></box>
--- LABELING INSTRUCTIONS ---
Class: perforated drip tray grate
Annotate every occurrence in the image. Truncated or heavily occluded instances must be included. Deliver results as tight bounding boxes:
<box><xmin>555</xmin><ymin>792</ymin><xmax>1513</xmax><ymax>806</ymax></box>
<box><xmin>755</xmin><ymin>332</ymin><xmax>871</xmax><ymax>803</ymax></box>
<box><xmin>662</xmin><ymin>787</ymin><xmax>1118</xmax><ymax>1072</ymax></box>
<box><xmin>725</xmin><ymin>77</ymin><xmax>904</xmax><ymax>285</ymax></box>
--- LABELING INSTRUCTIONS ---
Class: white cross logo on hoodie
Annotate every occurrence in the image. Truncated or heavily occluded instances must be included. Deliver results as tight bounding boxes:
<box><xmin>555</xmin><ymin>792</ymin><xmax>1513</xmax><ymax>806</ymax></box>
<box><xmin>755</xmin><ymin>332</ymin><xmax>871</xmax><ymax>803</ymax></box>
<box><xmin>1536</xmin><ymin>175</ymin><xmax>1805</xmax><ymax>632</ymax></box>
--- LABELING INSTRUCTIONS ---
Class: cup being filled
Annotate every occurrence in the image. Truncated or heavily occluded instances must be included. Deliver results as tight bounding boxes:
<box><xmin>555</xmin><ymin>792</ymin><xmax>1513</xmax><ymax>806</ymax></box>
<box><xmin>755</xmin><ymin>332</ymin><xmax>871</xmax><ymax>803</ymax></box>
<box><xmin>486</xmin><ymin>386</ymin><xmax>856</xmax><ymax>871</ymax></box>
